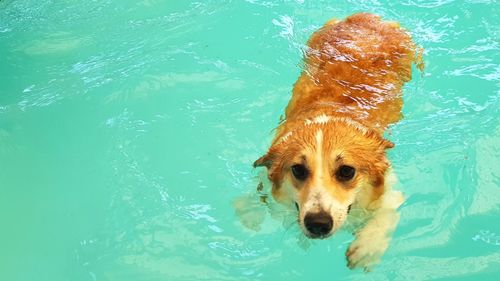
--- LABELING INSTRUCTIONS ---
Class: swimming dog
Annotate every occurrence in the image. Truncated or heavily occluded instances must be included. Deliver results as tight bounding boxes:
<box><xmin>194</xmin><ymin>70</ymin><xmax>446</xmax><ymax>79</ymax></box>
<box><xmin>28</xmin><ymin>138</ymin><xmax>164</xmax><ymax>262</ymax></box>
<box><xmin>253</xmin><ymin>13</ymin><xmax>422</xmax><ymax>270</ymax></box>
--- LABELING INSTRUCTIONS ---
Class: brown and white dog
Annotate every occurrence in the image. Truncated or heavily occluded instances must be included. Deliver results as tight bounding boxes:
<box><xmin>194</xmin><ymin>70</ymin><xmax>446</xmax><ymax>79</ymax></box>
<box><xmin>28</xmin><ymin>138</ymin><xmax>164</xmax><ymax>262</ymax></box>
<box><xmin>252</xmin><ymin>13</ymin><xmax>422</xmax><ymax>270</ymax></box>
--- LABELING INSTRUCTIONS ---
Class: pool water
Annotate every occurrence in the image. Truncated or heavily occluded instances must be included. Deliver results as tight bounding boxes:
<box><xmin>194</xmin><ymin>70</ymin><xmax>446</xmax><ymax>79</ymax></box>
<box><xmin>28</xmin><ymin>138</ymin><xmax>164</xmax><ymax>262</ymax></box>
<box><xmin>1</xmin><ymin>0</ymin><xmax>499</xmax><ymax>280</ymax></box>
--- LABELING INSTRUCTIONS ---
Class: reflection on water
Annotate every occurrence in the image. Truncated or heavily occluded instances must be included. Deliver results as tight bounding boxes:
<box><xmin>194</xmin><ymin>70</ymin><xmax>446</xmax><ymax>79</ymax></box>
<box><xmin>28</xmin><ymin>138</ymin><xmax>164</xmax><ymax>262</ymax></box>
<box><xmin>0</xmin><ymin>0</ymin><xmax>499</xmax><ymax>280</ymax></box>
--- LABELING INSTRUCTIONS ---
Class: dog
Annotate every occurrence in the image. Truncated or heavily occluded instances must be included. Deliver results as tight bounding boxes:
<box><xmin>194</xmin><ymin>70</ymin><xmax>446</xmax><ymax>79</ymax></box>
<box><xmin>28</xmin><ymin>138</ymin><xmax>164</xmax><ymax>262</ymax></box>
<box><xmin>251</xmin><ymin>13</ymin><xmax>422</xmax><ymax>270</ymax></box>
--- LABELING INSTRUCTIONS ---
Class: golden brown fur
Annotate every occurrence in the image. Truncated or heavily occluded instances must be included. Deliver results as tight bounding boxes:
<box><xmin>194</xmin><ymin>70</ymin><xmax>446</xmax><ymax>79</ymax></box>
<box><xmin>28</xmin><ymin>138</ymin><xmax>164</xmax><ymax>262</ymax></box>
<box><xmin>286</xmin><ymin>13</ymin><xmax>420</xmax><ymax>131</ymax></box>
<box><xmin>252</xmin><ymin>13</ymin><xmax>421</xmax><ymax>270</ymax></box>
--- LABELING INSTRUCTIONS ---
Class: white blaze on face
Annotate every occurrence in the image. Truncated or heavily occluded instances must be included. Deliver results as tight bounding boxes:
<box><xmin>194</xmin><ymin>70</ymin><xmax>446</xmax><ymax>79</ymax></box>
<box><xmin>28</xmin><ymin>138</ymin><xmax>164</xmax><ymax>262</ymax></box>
<box><xmin>315</xmin><ymin>129</ymin><xmax>324</xmax><ymax>181</ymax></box>
<box><xmin>299</xmin><ymin>129</ymin><xmax>354</xmax><ymax>234</ymax></box>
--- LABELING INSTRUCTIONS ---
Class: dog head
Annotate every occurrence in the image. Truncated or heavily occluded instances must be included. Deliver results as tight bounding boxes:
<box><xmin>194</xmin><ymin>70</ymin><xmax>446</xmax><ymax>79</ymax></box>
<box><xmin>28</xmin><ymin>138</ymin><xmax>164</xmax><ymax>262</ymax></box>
<box><xmin>254</xmin><ymin>116</ymin><xmax>393</xmax><ymax>238</ymax></box>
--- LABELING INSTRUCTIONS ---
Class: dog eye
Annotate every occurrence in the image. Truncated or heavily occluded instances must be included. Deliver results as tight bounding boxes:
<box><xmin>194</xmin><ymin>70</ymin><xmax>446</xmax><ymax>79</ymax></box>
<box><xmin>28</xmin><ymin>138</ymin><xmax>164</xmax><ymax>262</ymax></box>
<box><xmin>291</xmin><ymin>164</ymin><xmax>309</xmax><ymax>181</ymax></box>
<box><xmin>336</xmin><ymin>165</ymin><xmax>355</xmax><ymax>181</ymax></box>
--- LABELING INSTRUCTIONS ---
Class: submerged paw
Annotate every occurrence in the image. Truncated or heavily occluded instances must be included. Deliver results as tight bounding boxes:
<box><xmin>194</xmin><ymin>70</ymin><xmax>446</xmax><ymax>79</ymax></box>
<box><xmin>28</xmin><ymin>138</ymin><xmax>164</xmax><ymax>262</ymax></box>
<box><xmin>345</xmin><ymin>236</ymin><xmax>388</xmax><ymax>271</ymax></box>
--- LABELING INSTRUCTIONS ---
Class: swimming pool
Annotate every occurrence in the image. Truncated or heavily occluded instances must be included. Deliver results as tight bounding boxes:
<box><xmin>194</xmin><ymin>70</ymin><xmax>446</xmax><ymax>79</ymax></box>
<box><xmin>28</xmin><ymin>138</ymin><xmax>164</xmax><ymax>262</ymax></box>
<box><xmin>0</xmin><ymin>0</ymin><xmax>499</xmax><ymax>280</ymax></box>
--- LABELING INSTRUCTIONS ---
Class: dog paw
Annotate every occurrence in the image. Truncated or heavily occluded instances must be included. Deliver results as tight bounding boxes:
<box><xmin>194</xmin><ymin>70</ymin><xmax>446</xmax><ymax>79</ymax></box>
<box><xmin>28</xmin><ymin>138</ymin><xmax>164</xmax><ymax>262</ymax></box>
<box><xmin>234</xmin><ymin>194</ymin><xmax>266</xmax><ymax>231</ymax></box>
<box><xmin>346</xmin><ymin>234</ymin><xmax>388</xmax><ymax>271</ymax></box>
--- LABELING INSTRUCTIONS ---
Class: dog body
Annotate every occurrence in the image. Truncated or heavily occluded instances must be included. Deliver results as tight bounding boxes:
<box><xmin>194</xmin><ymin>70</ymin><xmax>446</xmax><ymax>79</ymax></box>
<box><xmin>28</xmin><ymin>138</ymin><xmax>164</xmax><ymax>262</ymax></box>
<box><xmin>253</xmin><ymin>13</ymin><xmax>421</xmax><ymax>270</ymax></box>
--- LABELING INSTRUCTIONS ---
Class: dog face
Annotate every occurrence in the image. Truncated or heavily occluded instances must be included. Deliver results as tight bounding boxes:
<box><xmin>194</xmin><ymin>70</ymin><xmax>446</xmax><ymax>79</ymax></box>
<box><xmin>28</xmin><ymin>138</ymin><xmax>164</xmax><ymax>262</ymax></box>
<box><xmin>255</xmin><ymin>117</ymin><xmax>393</xmax><ymax>238</ymax></box>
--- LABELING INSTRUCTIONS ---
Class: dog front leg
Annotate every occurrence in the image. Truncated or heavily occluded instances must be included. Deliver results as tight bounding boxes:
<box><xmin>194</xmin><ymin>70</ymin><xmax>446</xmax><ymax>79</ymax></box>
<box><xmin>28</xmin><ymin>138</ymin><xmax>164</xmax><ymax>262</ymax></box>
<box><xmin>346</xmin><ymin>190</ymin><xmax>404</xmax><ymax>271</ymax></box>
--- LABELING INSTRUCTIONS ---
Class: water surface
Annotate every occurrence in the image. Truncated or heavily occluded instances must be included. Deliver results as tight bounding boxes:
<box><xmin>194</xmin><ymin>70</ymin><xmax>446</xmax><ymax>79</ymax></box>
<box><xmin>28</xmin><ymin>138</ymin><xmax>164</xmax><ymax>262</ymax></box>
<box><xmin>0</xmin><ymin>0</ymin><xmax>499</xmax><ymax>280</ymax></box>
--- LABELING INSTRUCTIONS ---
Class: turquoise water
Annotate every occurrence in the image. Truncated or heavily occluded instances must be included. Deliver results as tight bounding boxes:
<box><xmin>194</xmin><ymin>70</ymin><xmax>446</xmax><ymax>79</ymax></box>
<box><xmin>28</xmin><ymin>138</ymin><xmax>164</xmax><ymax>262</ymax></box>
<box><xmin>1</xmin><ymin>0</ymin><xmax>499</xmax><ymax>280</ymax></box>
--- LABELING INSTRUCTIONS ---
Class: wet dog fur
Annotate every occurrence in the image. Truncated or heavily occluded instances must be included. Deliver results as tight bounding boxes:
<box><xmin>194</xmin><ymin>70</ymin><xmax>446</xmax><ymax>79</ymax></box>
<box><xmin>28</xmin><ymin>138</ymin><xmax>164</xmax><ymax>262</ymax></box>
<box><xmin>252</xmin><ymin>13</ymin><xmax>421</xmax><ymax>270</ymax></box>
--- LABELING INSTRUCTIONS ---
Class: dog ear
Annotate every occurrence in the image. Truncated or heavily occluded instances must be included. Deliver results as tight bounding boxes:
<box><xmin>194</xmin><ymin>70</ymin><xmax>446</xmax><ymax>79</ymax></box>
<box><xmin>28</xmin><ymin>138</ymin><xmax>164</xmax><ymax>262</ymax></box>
<box><xmin>253</xmin><ymin>153</ymin><xmax>273</xmax><ymax>169</ymax></box>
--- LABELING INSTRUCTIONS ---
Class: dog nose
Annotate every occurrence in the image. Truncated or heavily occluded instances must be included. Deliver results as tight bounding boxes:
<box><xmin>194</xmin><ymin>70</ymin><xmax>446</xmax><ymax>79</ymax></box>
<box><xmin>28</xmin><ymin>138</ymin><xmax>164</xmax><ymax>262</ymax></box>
<box><xmin>304</xmin><ymin>212</ymin><xmax>333</xmax><ymax>237</ymax></box>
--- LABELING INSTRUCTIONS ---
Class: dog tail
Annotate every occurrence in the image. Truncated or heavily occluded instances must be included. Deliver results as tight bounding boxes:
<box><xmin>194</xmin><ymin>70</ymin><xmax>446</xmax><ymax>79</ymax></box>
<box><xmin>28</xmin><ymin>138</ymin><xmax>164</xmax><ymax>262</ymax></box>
<box><xmin>306</xmin><ymin>13</ymin><xmax>424</xmax><ymax>85</ymax></box>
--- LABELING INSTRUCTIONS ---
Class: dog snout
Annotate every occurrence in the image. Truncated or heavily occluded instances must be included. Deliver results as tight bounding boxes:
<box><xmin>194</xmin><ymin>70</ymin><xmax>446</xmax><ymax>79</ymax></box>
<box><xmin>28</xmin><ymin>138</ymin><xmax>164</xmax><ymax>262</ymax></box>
<box><xmin>304</xmin><ymin>211</ymin><xmax>333</xmax><ymax>238</ymax></box>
